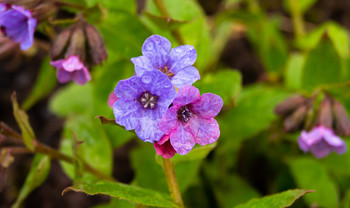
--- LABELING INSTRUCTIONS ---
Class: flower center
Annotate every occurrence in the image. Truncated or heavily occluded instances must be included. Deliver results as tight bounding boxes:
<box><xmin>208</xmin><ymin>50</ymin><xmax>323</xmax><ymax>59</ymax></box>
<box><xmin>177</xmin><ymin>105</ymin><xmax>192</xmax><ymax>123</ymax></box>
<box><xmin>138</xmin><ymin>92</ymin><xmax>158</xmax><ymax>109</ymax></box>
<box><xmin>159</xmin><ymin>66</ymin><xmax>175</xmax><ymax>79</ymax></box>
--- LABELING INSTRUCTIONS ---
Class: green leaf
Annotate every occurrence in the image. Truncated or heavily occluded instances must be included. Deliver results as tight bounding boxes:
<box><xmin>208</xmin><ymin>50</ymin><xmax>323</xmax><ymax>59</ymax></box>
<box><xmin>288</xmin><ymin>157</ymin><xmax>339</xmax><ymax>207</ymax></box>
<box><xmin>235</xmin><ymin>189</ymin><xmax>313</xmax><ymax>208</ymax></box>
<box><xmin>322</xmin><ymin>140</ymin><xmax>350</xmax><ymax>176</ymax></box>
<box><xmin>194</xmin><ymin>69</ymin><xmax>242</xmax><ymax>105</ymax></box>
<box><xmin>22</xmin><ymin>57</ymin><xmax>57</xmax><ymax>110</ymax></box>
<box><xmin>283</xmin><ymin>0</ymin><xmax>317</xmax><ymax>14</ymax></box>
<box><xmin>85</xmin><ymin>0</ymin><xmax>136</xmax><ymax>13</ymax></box>
<box><xmin>143</xmin><ymin>12</ymin><xmax>188</xmax><ymax>30</ymax></box>
<box><xmin>218</xmin><ymin>85</ymin><xmax>290</xmax><ymax>151</ymax></box>
<box><xmin>92</xmin><ymin>198</ymin><xmax>135</xmax><ymax>208</ymax></box>
<box><xmin>60</xmin><ymin>115</ymin><xmax>113</xmax><ymax>182</ymax></box>
<box><xmin>11</xmin><ymin>93</ymin><xmax>36</xmax><ymax>150</ymax></box>
<box><xmin>301</xmin><ymin>39</ymin><xmax>341</xmax><ymax>91</ymax></box>
<box><xmin>284</xmin><ymin>53</ymin><xmax>305</xmax><ymax>90</ymax></box>
<box><xmin>12</xmin><ymin>154</ymin><xmax>51</xmax><ymax>208</ymax></box>
<box><xmin>49</xmin><ymin>83</ymin><xmax>93</xmax><ymax>117</ymax></box>
<box><xmin>98</xmin><ymin>9</ymin><xmax>151</xmax><ymax>59</ymax></box>
<box><xmin>63</xmin><ymin>181</ymin><xmax>177</xmax><ymax>207</ymax></box>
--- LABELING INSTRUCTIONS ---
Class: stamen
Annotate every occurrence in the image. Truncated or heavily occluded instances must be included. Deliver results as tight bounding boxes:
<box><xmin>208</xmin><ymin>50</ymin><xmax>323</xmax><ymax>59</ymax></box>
<box><xmin>177</xmin><ymin>105</ymin><xmax>193</xmax><ymax>123</ymax></box>
<box><xmin>139</xmin><ymin>92</ymin><xmax>159</xmax><ymax>109</ymax></box>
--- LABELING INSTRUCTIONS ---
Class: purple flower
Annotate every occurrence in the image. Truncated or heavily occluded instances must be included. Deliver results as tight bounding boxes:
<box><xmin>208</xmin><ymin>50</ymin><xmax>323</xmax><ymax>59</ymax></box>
<box><xmin>0</xmin><ymin>4</ymin><xmax>37</xmax><ymax>50</ymax></box>
<box><xmin>113</xmin><ymin>70</ymin><xmax>176</xmax><ymax>143</ymax></box>
<box><xmin>131</xmin><ymin>35</ymin><xmax>200</xmax><ymax>88</ymax></box>
<box><xmin>298</xmin><ymin>126</ymin><xmax>347</xmax><ymax>158</ymax></box>
<box><xmin>159</xmin><ymin>85</ymin><xmax>223</xmax><ymax>155</ymax></box>
<box><xmin>108</xmin><ymin>92</ymin><xmax>119</xmax><ymax>109</ymax></box>
<box><xmin>153</xmin><ymin>135</ymin><xmax>177</xmax><ymax>158</ymax></box>
<box><xmin>50</xmin><ymin>55</ymin><xmax>91</xmax><ymax>85</ymax></box>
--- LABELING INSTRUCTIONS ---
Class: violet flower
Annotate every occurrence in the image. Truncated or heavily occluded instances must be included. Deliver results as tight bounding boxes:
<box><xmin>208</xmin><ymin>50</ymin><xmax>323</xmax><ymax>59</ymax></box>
<box><xmin>131</xmin><ymin>35</ymin><xmax>200</xmax><ymax>88</ymax></box>
<box><xmin>108</xmin><ymin>92</ymin><xmax>119</xmax><ymax>108</ymax></box>
<box><xmin>0</xmin><ymin>4</ymin><xmax>37</xmax><ymax>50</ymax></box>
<box><xmin>50</xmin><ymin>55</ymin><xmax>91</xmax><ymax>85</ymax></box>
<box><xmin>159</xmin><ymin>85</ymin><xmax>223</xmax><ymax>155</ymax></box>
<box><xmin>298</xmin><ymin>126</ymin><xmax>347</xmax><ymax>158</ymax></box>
<box><xmin>113</xmin><ymin>70</ymin><xmax>176</xmax><ymax>143</ymax></box>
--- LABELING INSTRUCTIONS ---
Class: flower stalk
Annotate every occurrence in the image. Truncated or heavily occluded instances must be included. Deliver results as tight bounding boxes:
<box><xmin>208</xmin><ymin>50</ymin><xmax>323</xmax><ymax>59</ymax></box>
<box><xmin>162</xmin><ymin>158</ymin><xmax>184</xmax><ymax>208</ymax></box>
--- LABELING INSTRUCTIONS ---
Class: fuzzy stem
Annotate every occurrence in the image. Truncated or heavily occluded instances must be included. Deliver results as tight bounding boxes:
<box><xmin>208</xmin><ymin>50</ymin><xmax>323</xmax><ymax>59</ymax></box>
<box><xmin>153</xmin><ymin>0</ymin><xmax>186</xmax><ymax>45</ymax></box>
<box><xmin>288</xmin><ymin>0</ymin><xmax>305</xmax><ymax>38</ymax></box>
<box><xmin>162</xmin><ymin>158</ymin><xmax>184</xmax><ymax>208</ymax></box>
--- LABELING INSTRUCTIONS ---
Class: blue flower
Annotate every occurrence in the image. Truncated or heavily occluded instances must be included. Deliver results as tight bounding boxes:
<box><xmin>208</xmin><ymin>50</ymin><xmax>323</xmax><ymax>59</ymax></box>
<box><xmin>113</xmin><ymin>70</ymin><xmax>176</xmax><ymax>143</ymax></box>
<box><xmin>131</xmin><ymin>35</ymin><xmax>200</xmax><ymax>88</ymax></box>
<box><xmin>0</xmin><ymin>4</ymin><xmax>37</xmax><ymax>50</ymax></box>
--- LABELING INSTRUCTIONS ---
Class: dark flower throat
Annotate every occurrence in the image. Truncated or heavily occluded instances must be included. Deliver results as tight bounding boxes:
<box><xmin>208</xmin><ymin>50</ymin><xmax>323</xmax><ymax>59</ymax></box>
<box><xmin>177</xmin><ymin>105</ymin><xmax>192</xmax><ymax>123</ymax></box>
<box><xmin>139</xmin><ymin>92</ymin><xmax>158</xmax><ymax>109</ymax></box>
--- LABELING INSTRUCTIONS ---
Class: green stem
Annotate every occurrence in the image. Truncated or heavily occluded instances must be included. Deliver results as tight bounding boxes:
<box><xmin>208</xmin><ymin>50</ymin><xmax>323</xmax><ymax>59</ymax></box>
<box><xmin>288</xmin><ymin>0</ymin><xmax>305</xmax><ymax>38</ymax></box>
<box><xmin>162</xmin><ymin>158</ymin><xmax>184</xmax><ymax>208</ymax></box>
<box><xmin>153</xmin><ymin>0</ymin><xmax>186</xmax><ymax>45</ymax></box>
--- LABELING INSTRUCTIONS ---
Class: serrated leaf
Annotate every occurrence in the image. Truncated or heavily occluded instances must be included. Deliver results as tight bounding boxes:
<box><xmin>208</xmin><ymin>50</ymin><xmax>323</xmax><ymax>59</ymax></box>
<box><xmin>194</xmin><ymin>69</ymin><xmax>242</xmax><ymax>105</ymax></box>
<box><xmin>62</xmin><ymin>181</ymin><xmax>177</xmax><ymax>207</ymax></box>
<box><xmin>235</xmin><ymin>189</ymin><xmax>313</xmax><ymax>208</ymax></box>
<box><xmin>22</xmin><ymin>57</ymin><xmax>57</xmax><ymax>110</ymax></box>
<box><xmin>288</xmin><ymin>157</ymin><xmax>339</xmax><ymax>207</ymax></box>
<box><xmin>12</xmin><ymin>154</ymin><xmax>51</xmax><ymax>208</ymax></box>
<box><xmin>11</xmin><ymin>93</ymin><xmax>36</xmax><ymax>150</ymax></box>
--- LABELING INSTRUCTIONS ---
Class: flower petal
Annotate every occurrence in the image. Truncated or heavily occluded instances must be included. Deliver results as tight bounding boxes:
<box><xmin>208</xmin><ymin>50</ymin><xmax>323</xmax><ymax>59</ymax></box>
<box><xmin>191</xmin><ymin>93</ymin><xmax>223</xmax><ymax>118</ymax></box>
<box><xmin>173</xmin><ymin>85</ymin><xmax>200</xmax><ymax>106</ymax></box>
<box><xmin>20</xmin><ymin>17</ymin><xmax>36</xmax><ymax>50</ymax></box>
<box><xmin>62</xmin><ymin>56</ymin><xmax>84</xmax><ymax>72</ymax></box>
<box><xmin>72</xmin><ymin>67</ymin><xmax>91</xmax><ymax>85</ymax></box>
<box><xmin>56</xmin><ymin>68</ymin><xmax>72</xmax><ymax>83</ymax></box>
<box><xmin>141</xmin><ymin>70</ymin><xmax>176</xmax><ymax>107</ymax></box>
<box><xmin>170</xmin><ymin>66</ymin><xmax>200</xmax><ymax>88</ymax></box>
<box><xmin>115</xmin><ymin>76</ymin><xmax>144</xmax><ymax>101</ymax></box>
<box><xmin>113</xmin><ymin>99</ymin><xmax>142</xmax><ymax>131</ymax></box>
<box><xmin>159</xmin><ymin>106</ymin><xmax>179</xmax><ymax>135</ymax></box>
<box><xmin>186</xmin><ymin>115</ymin><xmax>220</xmax><ymax>145</ymax></box>
<box><xmin>131</xmin><ymin>56</ymin><xmax>154</xmax><ymax>76</ymax></box>
<box><xmin>142</xmin><ymin>35</ymin><xmax>171</xmax><ymax>69</ymax></box>
<box><xmin>168</xmin><ymin>45</ymin><xmax>197</xmax><ymax>73</ymax></box>
<box><xmin>154</xmin><ymin>135</ymin><xmax>177</xmax><ymax>158</ymax></box>
<box><xmin>170</xmin><ymin>123</ymin><xmax>195</xmax><ymax>155</ymax></box>
<box><xmin>108</xmin><ymin>92</ymin><xmax>119</xmax><ymax>108</ymax></box>
<box><xmin>135</xmin><ymin>108</ymin><xmax>164</xmax><ymax>142</ymax></box>
<box><xmin>309</xmin><ymin>140</ymin><xmax>332</xmax><ymax>158</ymax></box>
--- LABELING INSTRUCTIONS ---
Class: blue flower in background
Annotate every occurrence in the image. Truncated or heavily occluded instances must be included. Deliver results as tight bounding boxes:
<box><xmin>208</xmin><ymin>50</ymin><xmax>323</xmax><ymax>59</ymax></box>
<box><xmin>131</xmin><ymin>35</ymin><xmax>200</xmax><ymax>88</ymax></box>
<box><xmin>113</xmin><ymin>70</ymin><xmax>176</xmax><ymax>143</ymax></box>
<box><xmin>0</xmin><ymin>4</ymin><xmax>37</xmax><ymax>50</ymax></box>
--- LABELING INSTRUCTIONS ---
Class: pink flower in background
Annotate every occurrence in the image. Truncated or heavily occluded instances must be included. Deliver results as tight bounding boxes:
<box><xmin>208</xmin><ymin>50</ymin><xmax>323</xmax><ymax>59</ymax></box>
<box><xmin>153</xmin><ymin>135</ymin><xmax>177</xmax><ymax>158</ymax></box>
<box><xmin>50</xmin><ymin>55</ymin><xmax>91</xmax><ymax>85</ymax></box>
<box><xmin>108</xmin><ymin>92</ymin><xmax>118</xmax><ymax>108</ymax></box>
<box><xmin>158</xmin><ymin>85</ymin><xmax>223</xmax><ymax>155</ymax></box>
<box><xmin>298</xmin><ymin>126</ymin><xmax>347</xmax><ymax>158</ymax></box>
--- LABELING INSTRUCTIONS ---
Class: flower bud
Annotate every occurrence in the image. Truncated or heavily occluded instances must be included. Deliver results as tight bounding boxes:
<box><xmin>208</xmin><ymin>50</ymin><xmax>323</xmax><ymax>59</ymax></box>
<box><xmin>85</xmin><ymin>24</ymin><xmax>107</xmax><ymax>65</ymax></box>
<box><xmin>317</xmin><ymin>97</ymin><xmax>333</xmax><ymax>128</ymax></box>
<box><xmin>50</xmin><ymin>28</ymin><xmax>71</xmax><ymax>60</ymax></box>
<box><xmin>65</xmin><ymin>27</ymin><xmax>85</xmax><ymax>61</ymax></box>
<box><xmin>274</xmin><ymin>95</ymin><xmax>305</xmax><ymax>116</ymax></box>
<box><xmin>333</xmin><ymin>100</ymin><xmax>350</xmax><ymax>136</ymax></box>
<box><xmin>283</xmin><ymin>105</ymin><xmax>308</xmax><ymax>132</ymax></box>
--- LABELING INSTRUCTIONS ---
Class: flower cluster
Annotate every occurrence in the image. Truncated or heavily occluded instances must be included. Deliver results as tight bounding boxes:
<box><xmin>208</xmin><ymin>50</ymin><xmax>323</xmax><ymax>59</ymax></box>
<box><xmin>0</xmin><ymin>3</ymin><xmax>37</xmax><ymax>50</ymax></box>
<box><xmin>112</xmin><ymin>35</ymin><xmax>223</xmax><ymax>158</ymax></box>
<box><xmin>275</xmin><ymin>95</ymin><xmax>350</xmax><ymax>158</ymax></box>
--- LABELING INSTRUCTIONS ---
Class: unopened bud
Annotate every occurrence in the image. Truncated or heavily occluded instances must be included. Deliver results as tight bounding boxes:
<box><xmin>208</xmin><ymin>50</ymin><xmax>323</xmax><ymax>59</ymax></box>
<box><xmin>85</xmin><ymin>24</ymin><xmax>107</xmax><ymax>65</ymax></box>
<box><xmin>317</xmin><ymin>98</ymin><xmax>333</xmax><ymax>128</ymax></box>
<box><xmin>333</xmin><ymin>100</ymin><xmax>350</xmax><ymax>136</ymax></box>
<box><xmin>50</xmin><ymin>28</ymin><xmax>71</xmax><ymax>60</ymax></box>
<box><xmin>274</xmin><ymin>95</ymin><xmax>305</xmax><ymax>116</ymax></box>
<box><xmin>283</xmin><ymin>105</ymin><xmax>308</xmax><ymax>132</ymax></box>
<box><xmin>65</xmin><ymin>27</ymin><xmax>85</xmax><ymax>61</ymax></box>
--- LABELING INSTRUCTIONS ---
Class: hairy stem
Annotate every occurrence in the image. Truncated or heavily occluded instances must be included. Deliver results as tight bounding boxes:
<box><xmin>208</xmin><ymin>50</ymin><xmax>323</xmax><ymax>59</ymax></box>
<box><xmin>288</xmin><ymin>0</ymin><xmax>305</xmax><ymax>38</ymax></box>
<box><xmin>162</xmin><ymin>158</ymin><xmax>184</xmax><ymax>208</ymax></box>
<box><xmin>153</xmin><ymin>0</ymin><xmax>185</xmax><ymax>45</ymax></box>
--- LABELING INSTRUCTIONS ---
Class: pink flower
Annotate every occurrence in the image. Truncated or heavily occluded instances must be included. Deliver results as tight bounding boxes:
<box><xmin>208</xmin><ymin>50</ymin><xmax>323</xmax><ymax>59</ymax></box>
<box><xmin>153</xmin><ymin>135</ymin><xmax>177</xmax><ymax>158</ymax></box>
<box><xmin>158</xmin><ymin>85</ymin><xmax>223</xmax><ymax>155</ymax></box>
<box><xmin>298</xmin><ymin>126</ymin><xmax>347</xmax><ymax>158</ymax></box>
<box><xmin>108</xmin><ymin>92</ymin><xmax>118</xmax><ymax>108</ymax></box>
<box><xmin>50</xmin><ymin>55</ymin><xmax>91</xmax><ymax>85</ymax></box>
